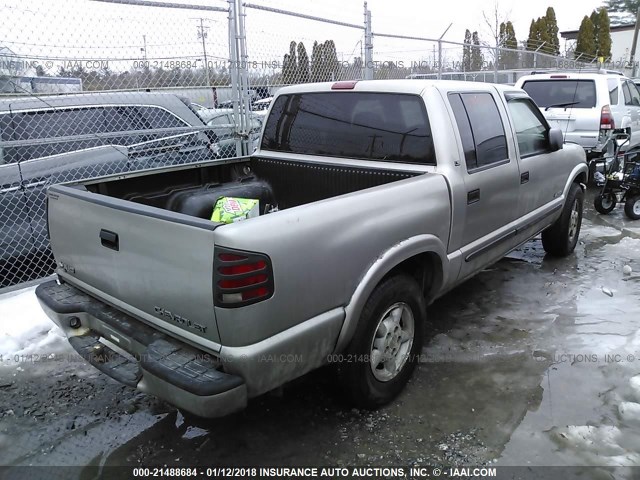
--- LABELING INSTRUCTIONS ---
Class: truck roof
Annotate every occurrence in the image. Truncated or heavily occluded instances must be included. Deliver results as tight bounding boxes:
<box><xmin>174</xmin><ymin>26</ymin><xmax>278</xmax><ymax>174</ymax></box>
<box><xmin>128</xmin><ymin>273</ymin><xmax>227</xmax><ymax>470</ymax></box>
<box><xmin>274</xmin><ymin>79</ymin><xmax>523</xmax><ymax>97</ymax></box>
<box><xmin>517</xmin><ymin>72</ymin><xmax>628</xmax><ymax>82</ymax></box>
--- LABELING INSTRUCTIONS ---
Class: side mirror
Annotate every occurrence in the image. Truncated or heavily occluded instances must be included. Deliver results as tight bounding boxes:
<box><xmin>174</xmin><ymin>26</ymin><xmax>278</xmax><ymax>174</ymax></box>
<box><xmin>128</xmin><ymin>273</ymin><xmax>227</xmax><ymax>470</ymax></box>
<box><xmin>548</xmin><ymin>128</ymin><xmax>564</xmax><ymax>152</ymax></box>
<box><xmin>634</xmin><ymin>97</ymin><xmax>640</xmax><ymax>107</ymax></box>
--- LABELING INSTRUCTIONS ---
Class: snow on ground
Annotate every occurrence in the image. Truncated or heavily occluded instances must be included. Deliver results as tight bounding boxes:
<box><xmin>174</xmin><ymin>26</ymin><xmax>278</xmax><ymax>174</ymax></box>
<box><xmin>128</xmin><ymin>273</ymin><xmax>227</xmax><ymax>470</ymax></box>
<box><xmin>0</xmin><ymin>285</ymin><xmax>66</xmax><ymax>360</ymax></box>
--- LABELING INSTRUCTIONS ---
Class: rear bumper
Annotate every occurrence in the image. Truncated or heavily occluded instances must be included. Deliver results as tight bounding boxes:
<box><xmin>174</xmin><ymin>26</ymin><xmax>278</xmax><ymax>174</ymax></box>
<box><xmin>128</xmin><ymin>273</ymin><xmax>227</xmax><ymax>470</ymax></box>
<box><xmin>35</xmin><ymin>280</ymin><xmax>247</xmax><ymax>418</ymax></box>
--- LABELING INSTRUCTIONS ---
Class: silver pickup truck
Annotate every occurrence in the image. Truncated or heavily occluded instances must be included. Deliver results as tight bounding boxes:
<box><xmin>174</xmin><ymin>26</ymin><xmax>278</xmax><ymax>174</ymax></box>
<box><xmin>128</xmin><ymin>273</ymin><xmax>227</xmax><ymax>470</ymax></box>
<box><xmin>36</xmin><ymin>80</ymin><xmax>587</xmax><ymax>418</ymax></box>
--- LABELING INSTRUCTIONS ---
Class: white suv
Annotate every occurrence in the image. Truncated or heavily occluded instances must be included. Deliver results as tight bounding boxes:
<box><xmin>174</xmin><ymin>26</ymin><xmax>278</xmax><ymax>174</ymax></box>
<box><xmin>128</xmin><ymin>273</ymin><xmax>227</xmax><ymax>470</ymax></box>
<box><xmin>515</xmin><ymin>71</ymin><xmax>640</xmax><ymax>160</ymax></box>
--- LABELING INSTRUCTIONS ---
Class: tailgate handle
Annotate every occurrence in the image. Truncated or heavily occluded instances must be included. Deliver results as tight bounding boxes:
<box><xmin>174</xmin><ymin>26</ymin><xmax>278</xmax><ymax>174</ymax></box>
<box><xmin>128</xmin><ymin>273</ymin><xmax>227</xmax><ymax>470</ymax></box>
<box><xmin>100</xmin><ymin>229</ymin><xmax>119</xmax><ymax>251</ymax></box>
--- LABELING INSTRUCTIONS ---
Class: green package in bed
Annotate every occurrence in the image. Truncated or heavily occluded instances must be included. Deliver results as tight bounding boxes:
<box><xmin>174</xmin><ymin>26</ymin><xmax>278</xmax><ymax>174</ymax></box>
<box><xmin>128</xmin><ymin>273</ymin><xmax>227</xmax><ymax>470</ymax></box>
<box><xmin>211</xmin><ymin>197</ymin><xmax>259</xmax><ymax>223</ymax></box>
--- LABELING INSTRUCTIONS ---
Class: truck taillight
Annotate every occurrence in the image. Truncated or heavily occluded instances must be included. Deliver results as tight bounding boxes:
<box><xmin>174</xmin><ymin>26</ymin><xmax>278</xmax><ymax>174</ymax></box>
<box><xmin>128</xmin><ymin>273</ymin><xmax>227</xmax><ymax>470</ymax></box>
<box><xmin>214</xmin><ymin>247</ymin><xmax>274</xmax><ymax>307</ymax></box>
<box><xmin>600</xmin><ymin>105</ymin><xmax>615</xmax><ymax>130</ymax></box>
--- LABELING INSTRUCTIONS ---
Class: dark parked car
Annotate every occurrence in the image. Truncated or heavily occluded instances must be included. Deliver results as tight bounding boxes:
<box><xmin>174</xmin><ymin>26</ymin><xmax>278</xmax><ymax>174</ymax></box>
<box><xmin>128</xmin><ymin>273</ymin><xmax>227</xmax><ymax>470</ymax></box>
<box><xmin>0</xmin><ymin>91</ymin><xmax>218</xmax><ymax>287</ymax></box>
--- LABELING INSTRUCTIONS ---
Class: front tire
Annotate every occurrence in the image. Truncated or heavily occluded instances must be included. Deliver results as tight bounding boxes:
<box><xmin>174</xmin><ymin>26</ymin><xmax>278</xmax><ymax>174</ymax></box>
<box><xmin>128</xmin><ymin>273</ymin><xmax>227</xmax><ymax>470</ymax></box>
<box><xmin>338</xmin><ymin>275</ymin><xmax>425</xmax><ymax>409</ymax></box>
<box><xmin>542</xmin><ymin>183</ymin><xmax>584</xmax><ymax>257</ymax></box>
<box><xmin>624</xmin><ymin>195</ymin><xmax>640</xmax><ymax>220</ymax></box>
<box><xmin>594</xmin><ymin>193</ymin><xmax>616</xmax><ymax>214</ymax></box>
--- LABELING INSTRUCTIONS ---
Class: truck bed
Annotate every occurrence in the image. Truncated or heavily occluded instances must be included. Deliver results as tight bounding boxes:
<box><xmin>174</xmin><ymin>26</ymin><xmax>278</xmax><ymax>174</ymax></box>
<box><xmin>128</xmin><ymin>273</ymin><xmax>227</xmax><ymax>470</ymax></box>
<box><xmin>80</xmin><ymin>156</ymin><xmax>420</xmax><ymax>221</ymax></box>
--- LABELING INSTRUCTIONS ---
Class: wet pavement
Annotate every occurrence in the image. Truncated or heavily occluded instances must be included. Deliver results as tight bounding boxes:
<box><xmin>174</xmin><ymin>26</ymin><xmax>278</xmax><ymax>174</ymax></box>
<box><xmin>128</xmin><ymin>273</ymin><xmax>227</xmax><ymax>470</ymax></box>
<box><xmin>1</xmin><ymin>188</ymin><xmax>640</xmax><ymax>477</ymax></box>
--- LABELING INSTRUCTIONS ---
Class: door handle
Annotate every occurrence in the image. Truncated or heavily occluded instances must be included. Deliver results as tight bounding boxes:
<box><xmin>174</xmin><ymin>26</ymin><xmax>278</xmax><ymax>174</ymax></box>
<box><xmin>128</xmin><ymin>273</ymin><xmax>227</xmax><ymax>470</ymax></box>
<box><xmin>467</xmin><ymin>189</ymin><xmax>480</xmax><ymax>205</ymax></box>
<box><xmin>521</xmin><ymin>171</ymin><xmax>530</xmax><ymax>184</ymax></box>
<box><xmin>100</xmin><ymin>229</ymin><xmax>119</xmax><ymax>251</ymax></box>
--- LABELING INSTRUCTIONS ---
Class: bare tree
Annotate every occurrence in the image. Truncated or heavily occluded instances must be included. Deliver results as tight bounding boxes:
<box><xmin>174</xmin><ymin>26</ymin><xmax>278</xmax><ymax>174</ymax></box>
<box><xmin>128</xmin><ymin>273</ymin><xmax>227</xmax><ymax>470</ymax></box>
<box><xmin>481</xmin><ymin>1</ymin><xmax>512</xmax><ymax>68</ymax></box>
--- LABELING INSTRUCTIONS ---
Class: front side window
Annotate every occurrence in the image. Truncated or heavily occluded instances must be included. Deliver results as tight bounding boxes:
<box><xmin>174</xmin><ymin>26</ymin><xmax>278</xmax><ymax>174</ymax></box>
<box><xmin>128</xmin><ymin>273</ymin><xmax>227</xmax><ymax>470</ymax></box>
<box><xmin>507</xmin><ymin>99</ymin><xmax>550</xmax><ymax>157</ymax></box>
<box><xmin>8</xmin><ymin>108</ymin><xmax>110</xmax><ymax>161</ymax></box>
<box><xmin>261</xmin><ymin>92</ymin><xmax>436</xmax><ymax>165</ymax></box>
<box><xmin>627</xmin><ymin>81</ymin><xmax>640</xmax><ymax>106</ymax></box>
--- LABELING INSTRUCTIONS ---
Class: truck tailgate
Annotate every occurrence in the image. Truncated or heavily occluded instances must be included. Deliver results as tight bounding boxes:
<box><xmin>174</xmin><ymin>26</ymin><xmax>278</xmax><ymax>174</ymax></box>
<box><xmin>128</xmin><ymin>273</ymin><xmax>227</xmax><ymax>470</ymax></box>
<box><xmin>47</xmin><ymin>184</ymin><xmax>221</xmax><ymax>347</ymax></box>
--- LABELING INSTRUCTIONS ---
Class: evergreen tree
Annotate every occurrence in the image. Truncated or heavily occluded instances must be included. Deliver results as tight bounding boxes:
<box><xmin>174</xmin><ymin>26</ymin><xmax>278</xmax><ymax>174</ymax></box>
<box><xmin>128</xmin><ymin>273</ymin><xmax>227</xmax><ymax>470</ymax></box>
<box><xmin>297</xmin><ymin>42</ymin><xmax>310</xmax><ymax>83</ymax></box>
<box><xmin>282</xmin><ymin>41</ymin><xmax>298</xmax><ymax>83</ymax></box>
<box><xmin>525</xmin><ymin>19</ymin><xmax>540</xmax><ymax>67</ymax></box>
<box><xmin>525</xmin><ymin>19</ymin><xmax>538</xmax><ymax>52</ymax></box>
<box><xmin>575</xmin><ymin>16</ymin><xmax>596</xmax><ymax>59</ymax></box>
<box><xmin>323</xmin><ymin>40</ymin><xmax>339</xmax><ymax>81</ymax></box>
<box><xmin>544</xmin><ymin>7</ymin><xmax>560</xmax><ymax>55</ymax></box>
<box><xmin>596</xmin><ymin>8</ymin><xmax>612</xmax><ymax>58</ymax></box>
<box><xmin>470</xmin><ymin>31</ymin><xmax>484</xmax><ymax>71</ymax></box>
<box><xmin>463</xmin><ymin>29</ymin><xmax>472</xmax><ymax>71</ymax></box>
<box><xmin>536</xmin><ymin>18</ymin><xmax>551</xmax><ymax>54</ymax></box>
<box><xmin>604</xmin><ymin>0</ymin><xmax>640</xmax><ymax>24</ymax></box>
<box><xmin>310</xmin><ymin>41</ymin><xmax>322</xmax><ymax>82</ymax></box>
<box><xmin>285</xmin><ymin>39</ymin><xmax>338</xmax><ymax>83</ymax></box>
<box><xmin>498</xmin><ymin>21</ymin><xmax>518</xmax><ymax>69</ymax></box>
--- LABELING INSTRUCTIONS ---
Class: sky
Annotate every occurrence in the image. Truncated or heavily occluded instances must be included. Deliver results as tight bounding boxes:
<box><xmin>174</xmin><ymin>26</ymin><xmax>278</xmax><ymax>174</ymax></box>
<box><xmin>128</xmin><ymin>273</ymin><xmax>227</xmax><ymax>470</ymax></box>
<box><xmin>0</xmin><ymin>0</ymin><xmax>619</xmax><ymax>76</ymax></box>
<box><xmin>256</xmin><ymin>0</ymin><xmax>611</xmax><ymax>44</ymax></box>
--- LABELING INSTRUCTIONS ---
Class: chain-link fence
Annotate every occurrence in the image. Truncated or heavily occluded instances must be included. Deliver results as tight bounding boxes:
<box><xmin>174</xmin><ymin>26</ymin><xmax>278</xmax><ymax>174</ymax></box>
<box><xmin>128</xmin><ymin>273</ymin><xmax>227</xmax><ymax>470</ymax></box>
<box><xmin>0</xmin><ymin>0</ymin><xmax>618</xmax><ymax>290</ymax></box>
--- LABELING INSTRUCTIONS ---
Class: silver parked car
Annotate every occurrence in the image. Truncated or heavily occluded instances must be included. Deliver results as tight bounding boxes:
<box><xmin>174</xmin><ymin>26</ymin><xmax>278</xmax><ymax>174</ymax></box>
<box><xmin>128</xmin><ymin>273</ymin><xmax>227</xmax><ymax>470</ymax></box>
<box><xmin>206</xmin><ymin>110</ymin><xmax>263</xmax><ymax>157</ymax></box>
<box><xmin>515</xmin><ymin>70</ymin><xmax>640</xmax><ymax>160</ymax></box>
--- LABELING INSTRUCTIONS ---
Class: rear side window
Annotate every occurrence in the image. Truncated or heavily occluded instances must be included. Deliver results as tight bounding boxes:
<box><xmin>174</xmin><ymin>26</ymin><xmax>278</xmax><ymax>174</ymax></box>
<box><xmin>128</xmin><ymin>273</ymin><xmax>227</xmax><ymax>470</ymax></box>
<box><xmin>11</xmin><ymin>108</ymin><xmax>106</xmax><ymax>140</ymax></box>
<box><xmin>608</xmin><ymin>78</ymin><xmax>619</xmax><ymax>105</ymax></box>
<box><xmin>448</xmin><ymin>92</ymin><xmax>509</xmax><ymax>170</ymax></box>
<box><xmin>521</xmin><ymin>80</ymin><xmax>597</xmax><ymax>109</ymax></box>
<box><xmin>261</xmin><ymin>92</ymin><xmax>436</xmax><ymax>165</ymax></box>
<box><xmin>2</xmin><ymin>105</ymin><xmax>193</xmax><ymax>163</ymax></box>
<box><xmin>623</xmin><ymin>82</ymin><xmax>632</xmax><ymax>104</ymax></box>
<box><xmin>8</xmin><ymin>108</ymin><xmax>111</xmax><ymax>162</ymax></box>
<box><xmin>448</xmin><ymin>94</ymin><xmax>477</xmax><ymax>169</ymax></box>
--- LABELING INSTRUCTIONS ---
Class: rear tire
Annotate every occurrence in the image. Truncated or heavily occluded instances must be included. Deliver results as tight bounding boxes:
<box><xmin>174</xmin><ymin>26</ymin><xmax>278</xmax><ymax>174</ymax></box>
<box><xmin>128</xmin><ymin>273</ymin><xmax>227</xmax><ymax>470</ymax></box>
<box><xmin>624</xmin><ymin>195</ymin><xmax>640</xmax><ymax>220</ymax></box>
<box><xmin>594</xmin><ymin>193</ymin><xmax>616</xmax><ymax>214</ymax></box>
<box><xmin>337</xmin><ymin>275</ymin><xmax>425</xmax><ymax>409</ymax></box>
<box><xmin>542</xmin><ymin>183</ymin><xmax>584</xmax><ymax>257</ymax></box>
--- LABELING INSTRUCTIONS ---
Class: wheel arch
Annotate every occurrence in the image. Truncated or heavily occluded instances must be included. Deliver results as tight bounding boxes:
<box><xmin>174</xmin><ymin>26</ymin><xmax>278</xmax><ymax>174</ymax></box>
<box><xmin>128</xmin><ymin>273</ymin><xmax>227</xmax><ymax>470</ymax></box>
<box><xmin>564</xmin><ymin>162</ymin><xmax>588</xmax><ymax>197</ymax></box>
<box><xmin>333</xmin><ymin>235</ymin><xmax>448</xmax><ymax>353</ymax></box>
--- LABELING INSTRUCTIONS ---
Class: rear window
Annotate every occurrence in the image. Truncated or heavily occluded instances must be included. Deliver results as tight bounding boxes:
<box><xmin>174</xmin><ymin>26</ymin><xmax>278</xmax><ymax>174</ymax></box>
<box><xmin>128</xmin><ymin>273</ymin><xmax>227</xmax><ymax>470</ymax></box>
<box><xmin>261</xmin><ymin>92</ymin><xmax>436</xmax><ymax>165</ymax></box>
<box><xmin>521</xmin><ymin>79</ymin><xmax>597</xmax><ymax>109</ymax></box>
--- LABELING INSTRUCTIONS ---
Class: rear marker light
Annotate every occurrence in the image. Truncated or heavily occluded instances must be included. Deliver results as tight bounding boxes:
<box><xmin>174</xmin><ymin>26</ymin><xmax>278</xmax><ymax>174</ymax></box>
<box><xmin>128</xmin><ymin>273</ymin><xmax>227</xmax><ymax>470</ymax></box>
<box><xmin>331</xmin><ymin>80</ymin><xmax>358</xmax><ymax>90</ymax></box>
<box><xmin>600</xmin><ymin>105</ymin><xmax>615</xmax><ymax>130</ymax></box>
<box><xmin>214</xmin><ymin>248</ymin><xmax>274</xmax><ymax>307</ymax></box>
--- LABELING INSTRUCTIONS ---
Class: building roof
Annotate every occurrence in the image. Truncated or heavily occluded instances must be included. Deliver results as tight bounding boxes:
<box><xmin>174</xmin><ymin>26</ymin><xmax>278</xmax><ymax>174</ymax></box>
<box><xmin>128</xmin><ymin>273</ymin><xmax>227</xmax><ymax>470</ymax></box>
<box><xmin>561</xmin><ymin>23</ymin><xmax>635</xmax><ymax>40</ymax></box>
